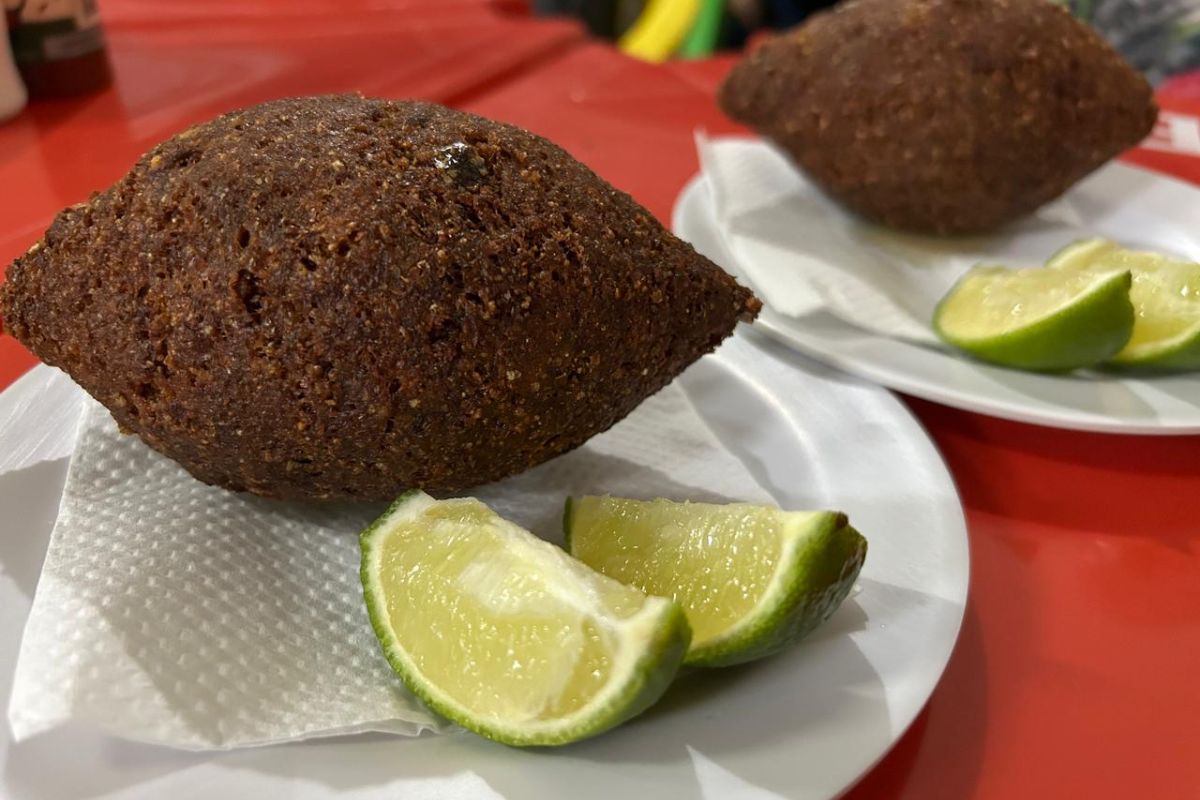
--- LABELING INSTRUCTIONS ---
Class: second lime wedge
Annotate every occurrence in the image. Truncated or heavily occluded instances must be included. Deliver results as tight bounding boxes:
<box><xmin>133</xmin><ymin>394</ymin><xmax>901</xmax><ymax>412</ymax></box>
<box><xmin>1048</xmin><ymin>238</ymin><xmax>1200</xmax><ymax>370</ymax></box>
<box><xmin>933</xmin><ymin>265</ymin><xmax>1134</xmax><ymax>371</ymax></box>
<box><xmin>564</xmin><ymin>496</ymin><xmax>867</xmax><ymax>668</ymax></box>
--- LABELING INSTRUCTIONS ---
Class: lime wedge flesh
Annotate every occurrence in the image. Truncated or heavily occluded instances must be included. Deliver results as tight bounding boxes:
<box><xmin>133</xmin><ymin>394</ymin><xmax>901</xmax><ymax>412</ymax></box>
<box><xmin>360</xmin><ymin>491</ymin><xmax>691</xmax><ymax>747</ymax></box>
<box><xmin>1044</xmin><ymin>238</ymin><xmax>1124</xmax><ymax>271</ymax></box>
<box><xmin>933</xmin><ymin>265</ymin><xmax>1134</xmax><ymax>371</ymax></box>
<box><xmin>1048</xmin><ymin>238</ymin><xmax>1200</xmax><ymax>370</ymax></box>
<box><xmin>564</xmin><ymin>496</ymin><xmax>867</xmax><ymax>668</ymax></box>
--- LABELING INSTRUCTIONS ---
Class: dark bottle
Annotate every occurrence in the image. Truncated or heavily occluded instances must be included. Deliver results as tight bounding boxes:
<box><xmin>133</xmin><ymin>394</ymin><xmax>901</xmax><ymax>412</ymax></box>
<box><xmin>6</xmin><ymin>0</ymin><xmax>111</xmax><ymax>98</ymax></box>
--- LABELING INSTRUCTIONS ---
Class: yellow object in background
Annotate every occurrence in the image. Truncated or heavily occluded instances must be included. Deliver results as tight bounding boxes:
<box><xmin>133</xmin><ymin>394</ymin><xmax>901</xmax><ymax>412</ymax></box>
<box><xmin>619</xmin><ymin>0</ymin><xmax>701</xmax><ymax>62</ymax></box>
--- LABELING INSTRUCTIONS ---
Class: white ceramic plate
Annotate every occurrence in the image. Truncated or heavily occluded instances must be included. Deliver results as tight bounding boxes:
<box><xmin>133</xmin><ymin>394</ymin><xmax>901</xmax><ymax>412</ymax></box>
<box><xmin>674</xmin><ymin>172</ymin><xmax>1200</xmax><ymax>435</ymax></box>
<box><xmin>0</xmin><ymin>335</ymin><xmax>968</xmax><ymax>800</ymax></box>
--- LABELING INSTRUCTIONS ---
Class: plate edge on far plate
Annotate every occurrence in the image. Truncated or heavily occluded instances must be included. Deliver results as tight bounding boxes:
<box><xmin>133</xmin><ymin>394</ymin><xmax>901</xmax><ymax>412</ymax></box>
<box><xmin>672</xmin><ymin>171</ymin><xmax>1200</xmax><ymax>436</ymax></box>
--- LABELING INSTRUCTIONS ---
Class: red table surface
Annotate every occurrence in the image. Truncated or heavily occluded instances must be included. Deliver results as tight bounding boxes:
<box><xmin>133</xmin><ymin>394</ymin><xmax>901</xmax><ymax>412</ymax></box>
<box><xmin>1</xmin><ymin>5</ymin><xmax>1198</xmax><ymax>799</ymax></box>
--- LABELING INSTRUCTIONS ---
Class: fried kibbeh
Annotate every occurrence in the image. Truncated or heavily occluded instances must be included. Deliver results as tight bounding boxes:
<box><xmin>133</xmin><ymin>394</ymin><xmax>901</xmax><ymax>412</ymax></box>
<box><xmin>0</xmin><ymin>96</ymin><xmax>759</xmax><ymax>500</ymax></box>
<box><xmin>718</xmin><ymin>0</ymin><xmax>1158</xmax><ymax>235</ymax></box>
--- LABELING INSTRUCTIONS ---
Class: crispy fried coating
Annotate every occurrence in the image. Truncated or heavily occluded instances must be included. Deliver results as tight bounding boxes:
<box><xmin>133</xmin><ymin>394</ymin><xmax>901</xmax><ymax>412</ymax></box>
<box><xmin>1</xmin><ymin>96</ymin><xmax>759</xmax><ymax>499</ymax></box>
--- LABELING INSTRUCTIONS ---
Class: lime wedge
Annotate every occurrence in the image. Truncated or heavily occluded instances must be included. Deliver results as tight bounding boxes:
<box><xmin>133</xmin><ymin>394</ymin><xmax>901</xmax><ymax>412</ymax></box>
<box><xmin>360</xmin><ymin>491</ymin><xmax>691</xmax><ymax>747</ymax></box>
<box><xmin>933</xmin><ymin>265</ymin><xmax>1134</xmax><ymax>371</ymax></box>
<box><xmin>564</xmin><ymin>497</ymin><xmax>866</xmax><ymax>668</ymax></box>
<box><xmin>1048</xmin><ymin>238</ymin><xmax>1200</xmax><ymax>370</ymax></box>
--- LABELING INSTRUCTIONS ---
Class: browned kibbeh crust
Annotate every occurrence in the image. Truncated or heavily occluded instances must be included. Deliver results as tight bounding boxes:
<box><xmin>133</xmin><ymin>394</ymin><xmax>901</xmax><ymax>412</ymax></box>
<box><xmin>718</xmin><ymin>0</ymin><xmax>1158</xmax><ymax>235</ymax></box>
<box><xmin>1</xmin><ymin>95</ymin><xmax>760</xmax><ymax>500</ymax></box>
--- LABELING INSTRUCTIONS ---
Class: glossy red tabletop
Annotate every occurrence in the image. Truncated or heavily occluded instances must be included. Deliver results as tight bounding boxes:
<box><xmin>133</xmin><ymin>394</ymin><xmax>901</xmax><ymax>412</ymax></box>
<box><xmin>1</xmin><ymin>4</ymin><xmax>1198</xmax><ymax>799</ymax></box>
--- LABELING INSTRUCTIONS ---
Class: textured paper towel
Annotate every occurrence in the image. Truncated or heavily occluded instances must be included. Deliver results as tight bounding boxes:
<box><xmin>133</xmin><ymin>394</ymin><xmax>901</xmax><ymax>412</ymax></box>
<box><xmin>6</xmin><ymin>374</ymin><xmax>770</xmax><ymax>750</ymax></box>
<box><xmin>697</xmin><ymin>135</ymin><xmax>1105</xmax><ymax>345</ymax></box>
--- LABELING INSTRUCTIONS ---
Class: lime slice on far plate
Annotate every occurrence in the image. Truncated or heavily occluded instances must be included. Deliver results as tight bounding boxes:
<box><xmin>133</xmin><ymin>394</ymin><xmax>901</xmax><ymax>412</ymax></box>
<box><xmin>933</xmin><ymin>265</ymin><xmax>1134</xmax><ymax>371</ymax></box>
<box><xmin>360</xmin><ymin>491</ymin><xmax>691</xmax><ymax>747</ymax></box>
<box><xmin>564</xmin><ymin>496</ymin><xmax>867</xmax><ymax>668</ymax></box>
<box><xmin>1048</xmin><ymin>238</ymin><xmax>1200</xmax><ymax>370</ymax></box>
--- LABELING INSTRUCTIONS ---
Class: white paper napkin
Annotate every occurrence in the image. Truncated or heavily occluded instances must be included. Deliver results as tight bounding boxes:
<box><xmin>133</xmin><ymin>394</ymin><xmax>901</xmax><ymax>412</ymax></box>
<box><xmin>697</xmin><ymin>134</ymin><xmax>1111</xmax><ymax>345</ymax></box>
<box><xmin>3</xmin><ymin>365</ymin><xmax>770</xmax><ymax>750</ymax></box>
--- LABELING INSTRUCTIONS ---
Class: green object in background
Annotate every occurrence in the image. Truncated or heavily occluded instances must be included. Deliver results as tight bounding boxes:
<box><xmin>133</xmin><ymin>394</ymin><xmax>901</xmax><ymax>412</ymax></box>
<box><xmin>679</xmin><ymin>0</ymin><xmax>725</xmax><ymax>58</ymax></box>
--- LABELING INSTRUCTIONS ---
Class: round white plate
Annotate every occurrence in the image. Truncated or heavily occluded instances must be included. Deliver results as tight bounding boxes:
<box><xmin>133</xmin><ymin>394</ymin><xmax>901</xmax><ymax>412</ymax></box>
<box><xmin>0</xmin><ymin>335</ymin><xmax>968</xmax><ymax>800</ymax></box>
<box><xmin>674</xmin><ymin>173</ymin><xmax>1200</xmax><ymax>435</ymax></box>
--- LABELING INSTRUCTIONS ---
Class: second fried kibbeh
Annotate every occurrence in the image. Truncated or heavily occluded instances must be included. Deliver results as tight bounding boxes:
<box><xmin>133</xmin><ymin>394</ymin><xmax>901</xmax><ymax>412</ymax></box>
<box><xmin>0</xmin><ymin>95</ymin><xmax>760</xmax><ymax>500</ymax></box>
<box><xmin>718</xmin><ymin>0</ymin><xmax>1158</xmax><ymax>235</ymax></box>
